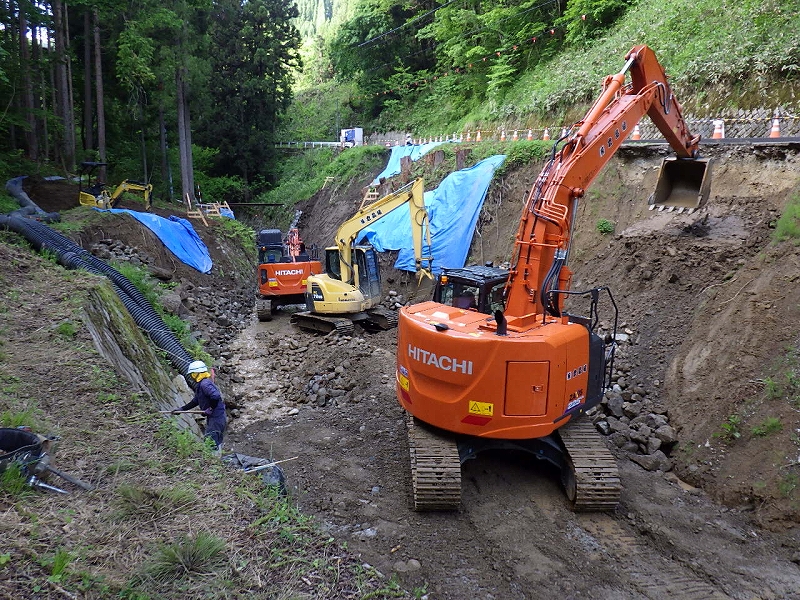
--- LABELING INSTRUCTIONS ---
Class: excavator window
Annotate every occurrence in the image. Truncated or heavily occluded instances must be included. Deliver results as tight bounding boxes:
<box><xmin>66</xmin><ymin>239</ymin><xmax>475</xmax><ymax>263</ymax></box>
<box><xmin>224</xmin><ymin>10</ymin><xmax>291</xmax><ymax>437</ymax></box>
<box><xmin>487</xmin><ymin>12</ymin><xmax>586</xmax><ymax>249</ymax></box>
<box><xmin>487</xmin><ymin>283</ymin><xmax>506</xmax><ymax>314</ymax></box>
<box><xmin>444</xmin><ymin>282</ymin><xmax>479</xmax><ymax>310</ymax></box>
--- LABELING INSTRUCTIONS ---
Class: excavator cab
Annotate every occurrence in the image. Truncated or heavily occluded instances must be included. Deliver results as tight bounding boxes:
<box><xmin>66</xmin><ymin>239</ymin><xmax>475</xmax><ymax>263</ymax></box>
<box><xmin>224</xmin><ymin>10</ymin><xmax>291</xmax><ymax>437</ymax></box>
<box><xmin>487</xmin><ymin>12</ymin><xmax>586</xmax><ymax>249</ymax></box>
<box><xmin>77</xmin><ymin>161</ymin><xmax>109</xmax><ymax>208</ymax></box>
<box><xmin>650</xmin><ymin>157</ymin><xmax>712</xmax><ymax>212</ymax></box>
<box><xmin>433</xmin><ymin>265</ymin><xmax>508</xmax><ymax>314</ymax></box>
<box><xmin>323</xmin><ymin>245</ymin><xmax>382</xmax><ymax>304</ymax></box>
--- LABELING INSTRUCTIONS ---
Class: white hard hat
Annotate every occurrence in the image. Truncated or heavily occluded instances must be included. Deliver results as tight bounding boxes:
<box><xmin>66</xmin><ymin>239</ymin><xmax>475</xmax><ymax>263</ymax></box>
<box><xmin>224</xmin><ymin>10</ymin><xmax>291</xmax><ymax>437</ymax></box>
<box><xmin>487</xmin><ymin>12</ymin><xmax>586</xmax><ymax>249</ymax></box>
<box><xmin>187</xmin><ymin>360</ymin><xmax>208</xmax><ymax>374</ymax></box>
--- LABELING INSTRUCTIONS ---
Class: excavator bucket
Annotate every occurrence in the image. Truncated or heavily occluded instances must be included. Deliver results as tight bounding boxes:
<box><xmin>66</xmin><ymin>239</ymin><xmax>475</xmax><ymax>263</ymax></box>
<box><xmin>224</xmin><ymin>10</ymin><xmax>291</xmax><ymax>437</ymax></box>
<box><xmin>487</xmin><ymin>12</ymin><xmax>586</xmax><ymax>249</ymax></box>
<box><xmin>649</xmin><ymin>157</ymin><xmax>712</xmax><ymax>212</ymax></box>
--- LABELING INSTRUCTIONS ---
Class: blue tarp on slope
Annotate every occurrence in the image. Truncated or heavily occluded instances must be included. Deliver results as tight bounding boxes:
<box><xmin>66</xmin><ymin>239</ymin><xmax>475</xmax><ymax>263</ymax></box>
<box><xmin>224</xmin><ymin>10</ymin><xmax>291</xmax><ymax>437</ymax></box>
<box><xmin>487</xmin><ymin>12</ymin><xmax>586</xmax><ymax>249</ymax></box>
<box><xmin>371</xmin><ymin>141</ymin><xmax>453</xmax><ymax>185</ymax></box>
<box><xmin>358</xmin><ymin>154</ymin><xmax>506</xmax><ymax>275</ymax></box>
<box><xmin>94</xmin><ymin>208</ymin><xmax>213</xmax><ymax>273</ymax></box>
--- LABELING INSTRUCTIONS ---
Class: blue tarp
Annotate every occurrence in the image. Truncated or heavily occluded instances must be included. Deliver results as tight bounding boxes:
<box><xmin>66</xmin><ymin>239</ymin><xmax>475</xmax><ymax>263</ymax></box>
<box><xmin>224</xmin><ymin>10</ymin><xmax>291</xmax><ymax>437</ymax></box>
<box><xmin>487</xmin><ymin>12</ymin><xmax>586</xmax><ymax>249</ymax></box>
<box><xmin>358</xmin><ymin>154</ymin><xmax>506</xmax><ymax>274</ymax></box>
<box><xmin>372</xmin><ymin>141</ymin><xmax>454</xmax><ymax>185</ymax></box>
<box><xmin>93</xmin><ymin>209</ymin><xmax>213</xmax><ymax>273</ymax></box>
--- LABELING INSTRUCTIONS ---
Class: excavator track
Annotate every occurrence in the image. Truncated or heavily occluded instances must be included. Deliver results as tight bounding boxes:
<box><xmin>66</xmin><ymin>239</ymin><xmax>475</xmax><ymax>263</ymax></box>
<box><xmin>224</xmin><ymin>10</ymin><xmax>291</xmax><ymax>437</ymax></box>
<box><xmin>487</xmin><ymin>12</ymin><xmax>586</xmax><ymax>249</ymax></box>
<box><xmin>406</xmin><ymin>415</ymin><xmax>461</xmax><ymax>511</ymax></box>
<box><xmin>365</xmin><ymin>306</ymin><xmax>399</xmax><ymax>330</ymax></box>
<box><xmin>255</xmin><ymin>298</ymin><xmax>272</xmax><ymax>322</ymax></box>
<box><xmin>557</xmin><ymin>417</ymin><xmax>621</xmax><ymax>512</ymax></box>
<box><xmin>290</xmin><ymin>311</ymin><xmax>355</xmax><ymax>336</ymax></box>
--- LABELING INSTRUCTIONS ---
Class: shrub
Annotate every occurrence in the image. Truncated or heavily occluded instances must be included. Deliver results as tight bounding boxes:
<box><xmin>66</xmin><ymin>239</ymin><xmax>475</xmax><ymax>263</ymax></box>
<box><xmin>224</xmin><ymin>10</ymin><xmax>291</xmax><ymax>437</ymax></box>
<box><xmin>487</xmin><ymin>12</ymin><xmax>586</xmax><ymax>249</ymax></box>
<box><xmin>596</xmin><ymin>218</ymin><xmax>615</xmax><ymax>235</ymax></box>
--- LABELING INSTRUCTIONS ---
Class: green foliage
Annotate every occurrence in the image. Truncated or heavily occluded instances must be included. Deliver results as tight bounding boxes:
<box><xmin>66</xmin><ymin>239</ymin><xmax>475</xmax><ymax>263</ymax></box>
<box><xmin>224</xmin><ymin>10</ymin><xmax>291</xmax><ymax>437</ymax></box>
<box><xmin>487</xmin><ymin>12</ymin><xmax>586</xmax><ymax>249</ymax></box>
<box><xmin>216</xmin><ymin>218</ymin><xmax>255</xmax><ymax>249</ymax></box>
<box><xmin>714</xmin><ymin>414</ymin><xmax>742</xmax><ymax>442</ymax></box>
<box><xmin>596</xmin><ymin>218</ymin><xmax>615</xmax><ymax>235</ymax></box>
<box><xmin>144</xmin><ymin>532</ymin><xmax>226</xmax><ymax>582</ymax></box>
<box><xmin>556</xmin><ymin>0</ymin><xmax>634</xmax><ymax>45</ymax></box>
<box><xmin>258</xmin><ymin>146</ymin><xmax>387</xmax><ymax>227</ymax></box>
<box><xmin>194</xmin><ymin>172</ymin><xmax>249</xmax><ymax>205</ymax></box>
<box><xmin>773</xmin><ymin>194</ymin><xmax>800</xmax><ymax>243</ymax></box>
<box><xmin>751</xmin><ymin>417</ymin><xmax>782</xmax><ymax>438</ymax></box>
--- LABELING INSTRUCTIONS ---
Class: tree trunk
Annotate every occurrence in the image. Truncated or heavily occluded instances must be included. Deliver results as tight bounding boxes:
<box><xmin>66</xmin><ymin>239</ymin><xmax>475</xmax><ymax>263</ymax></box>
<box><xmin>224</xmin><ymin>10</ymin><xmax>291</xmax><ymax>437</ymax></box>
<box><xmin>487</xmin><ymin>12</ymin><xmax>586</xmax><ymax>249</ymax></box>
<box><xmin>19</xmin><ymin>7</ymin><xmax>38</xmax><ymax>161</ymax></box>
<box><xmin>176</xmin><ymin>67</ymin><xmax>192</xmax><ymax>205</ymax></box>
<box><xmin>31</xmin><ymin>26</ymin><xmax>49</xmax><ymax>161</ymax></box>
<box><xmin>159</xmin><ymin>104</ymin><xmax>173</xmax><ymax>201</ymax></box>
<box><xmin>83</xmin><ymin>10</ymin><xmax>93</xmax><ymax>151</ymax></box>
<box><xmin>93</xmin><ymin>8</ymin><xmax>106</xmax><ymax>182</ymax></box>
<box><xmin>53</xmin><ymin>0</ymin><xmax>75</xmax><ymax>172</ymax></box>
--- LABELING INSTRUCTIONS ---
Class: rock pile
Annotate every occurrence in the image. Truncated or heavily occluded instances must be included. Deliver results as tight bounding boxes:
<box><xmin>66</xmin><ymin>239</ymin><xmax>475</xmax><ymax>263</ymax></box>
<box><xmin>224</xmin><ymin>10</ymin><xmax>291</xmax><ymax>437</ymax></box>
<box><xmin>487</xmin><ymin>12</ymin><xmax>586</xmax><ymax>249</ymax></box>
<box><xmin>589</xmin><ymin>329</ymin><xmax>679</xmax><ymax>472</ymax></box>
<box><xmin>89</xmin><ymin>237</ymin><xmax>254</xmax><ymax>356</ymax></box>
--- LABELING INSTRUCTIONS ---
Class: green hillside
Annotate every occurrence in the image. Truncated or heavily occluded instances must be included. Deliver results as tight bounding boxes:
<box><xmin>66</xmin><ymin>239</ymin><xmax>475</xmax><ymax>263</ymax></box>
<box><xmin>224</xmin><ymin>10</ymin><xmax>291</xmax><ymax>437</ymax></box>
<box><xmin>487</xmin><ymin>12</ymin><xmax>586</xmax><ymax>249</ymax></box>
<box><xmin>285</xmin><ymin>0</ymin><xmax>800</xmax><ymax>140</ymax></box>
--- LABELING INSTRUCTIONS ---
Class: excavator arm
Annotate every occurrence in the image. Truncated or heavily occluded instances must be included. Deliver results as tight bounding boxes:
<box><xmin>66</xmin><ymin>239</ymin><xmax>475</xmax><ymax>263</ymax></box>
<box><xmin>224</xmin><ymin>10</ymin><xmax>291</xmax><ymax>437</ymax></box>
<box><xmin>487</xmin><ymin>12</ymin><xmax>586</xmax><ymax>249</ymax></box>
<box><xmin>333</xmin><ymin>178</ymin><xmax>433</xmax><ymax>283</ymax></box>
<box><xmin>109</xmin><ymin>180</ymin><xmax>153</xmax><ymax>210</ymax></box>
<box><xmin>504</xmin><ymin>44</ymin><xmax>704</xmax><ymax>318</ymax></box>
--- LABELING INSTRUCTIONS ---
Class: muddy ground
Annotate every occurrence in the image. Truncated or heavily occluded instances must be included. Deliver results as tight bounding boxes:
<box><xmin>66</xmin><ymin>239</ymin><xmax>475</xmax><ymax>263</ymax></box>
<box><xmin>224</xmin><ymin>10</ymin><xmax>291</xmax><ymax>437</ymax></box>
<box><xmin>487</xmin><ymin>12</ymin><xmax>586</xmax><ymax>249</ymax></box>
<box><xmin>15</xmin><ymin>141</ymin><xmax>800</xmax><ymax>599</ymax></box>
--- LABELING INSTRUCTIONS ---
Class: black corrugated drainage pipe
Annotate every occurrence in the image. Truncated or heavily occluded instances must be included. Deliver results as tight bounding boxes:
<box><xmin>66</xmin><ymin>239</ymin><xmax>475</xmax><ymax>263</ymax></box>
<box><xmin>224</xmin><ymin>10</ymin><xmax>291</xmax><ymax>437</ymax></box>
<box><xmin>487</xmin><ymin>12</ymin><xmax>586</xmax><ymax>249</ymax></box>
<box><xmin>0</xmin><ymin>213</ymin><xmax>194</xmax><ymax>377</ymax></box>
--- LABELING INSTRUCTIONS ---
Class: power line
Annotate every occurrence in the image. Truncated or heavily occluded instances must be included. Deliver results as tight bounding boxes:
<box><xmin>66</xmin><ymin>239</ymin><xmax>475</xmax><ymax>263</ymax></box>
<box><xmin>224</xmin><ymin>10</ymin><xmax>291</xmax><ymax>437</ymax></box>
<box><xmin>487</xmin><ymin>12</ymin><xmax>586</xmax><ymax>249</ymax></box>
<box><xmin>357</xmin><ymin>0</ymin><xmax>464</xmax><ymax>48</ymax></box>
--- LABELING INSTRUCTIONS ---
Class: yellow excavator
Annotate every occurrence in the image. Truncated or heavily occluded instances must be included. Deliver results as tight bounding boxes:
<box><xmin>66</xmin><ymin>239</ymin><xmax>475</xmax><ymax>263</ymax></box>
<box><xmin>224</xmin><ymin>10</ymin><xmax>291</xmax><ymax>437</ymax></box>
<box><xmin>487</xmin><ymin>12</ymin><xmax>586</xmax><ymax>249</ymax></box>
<box><xmin>77</xmin><ymin>161</ymin><xmax>153</xmax><ymax>210</ymax></box>
<box><xmin>291</xmin><ymin>178</ymin><xmax>434</xmax><ymax>335</ymax></box>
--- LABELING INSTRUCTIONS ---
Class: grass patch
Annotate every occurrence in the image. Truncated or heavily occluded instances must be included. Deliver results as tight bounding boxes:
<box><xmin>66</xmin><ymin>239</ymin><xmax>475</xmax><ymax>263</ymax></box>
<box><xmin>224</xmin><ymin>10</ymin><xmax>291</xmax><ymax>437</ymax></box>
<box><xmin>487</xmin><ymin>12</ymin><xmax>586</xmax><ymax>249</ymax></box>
<box><xmin>0</xmin><ymin>463</ymin><xmax>36</xmax><ymax>497</ymax></box>
<box><xmin>144</xmin><ymin>531</ymin><xmax>227</xmax><ymax>582</ymax></box>
<box><xmin>773</xmin><ymin>194</ymin><xmax>800</xmax><ymax>243</ymax></box>
<box><xmin>156</xmin><ymin>420</ymin><xmax>214</xmax><ymax>460</ymax></box>
<box><xmin>0</xmin><ymin>405</ymin><xmax>44</xmax><ymax>430</ymax></box>
<box><xmin>56</xmin><ymin>320</ymin><xmax>78</xmax><ymax>338</ymax></box>
<box><xmin>45</xmin><ymin>548</ymin><xmax>73</xmax><ymax>583</ymax></box>
<box><xmin>115</xmin><ymin>483</ymin><xmax>197</xmax><ymax>519</ymax></box>
<box><xmin>751</xmin><ymin>417</ymin><xmax>782</xmax><ymax>438</ymax></box>
<box><xmin>778</xmin><ymin>473</ymin><xmax>798</xmax><ymax>498</ymax></box>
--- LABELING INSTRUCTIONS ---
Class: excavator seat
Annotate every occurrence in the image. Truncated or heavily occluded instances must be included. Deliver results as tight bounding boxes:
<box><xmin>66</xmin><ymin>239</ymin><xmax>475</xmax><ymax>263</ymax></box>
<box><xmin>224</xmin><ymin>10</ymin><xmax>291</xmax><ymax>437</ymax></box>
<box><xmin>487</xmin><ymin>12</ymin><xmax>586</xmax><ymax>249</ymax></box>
<box><xmin>649</xmin><ymin>157</ymin><xmax>712</xmax><ymax>212</ymax></box>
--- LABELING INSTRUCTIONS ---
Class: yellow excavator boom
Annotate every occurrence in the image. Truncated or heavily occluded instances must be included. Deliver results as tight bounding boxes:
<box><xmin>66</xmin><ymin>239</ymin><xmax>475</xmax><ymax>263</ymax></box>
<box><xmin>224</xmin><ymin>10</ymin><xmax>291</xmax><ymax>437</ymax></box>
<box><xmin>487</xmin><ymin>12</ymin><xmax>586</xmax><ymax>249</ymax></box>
<box><xmin>333</xmin><ymin>177</ymin><xmax>433</xmax><ymax>283</ymax></box>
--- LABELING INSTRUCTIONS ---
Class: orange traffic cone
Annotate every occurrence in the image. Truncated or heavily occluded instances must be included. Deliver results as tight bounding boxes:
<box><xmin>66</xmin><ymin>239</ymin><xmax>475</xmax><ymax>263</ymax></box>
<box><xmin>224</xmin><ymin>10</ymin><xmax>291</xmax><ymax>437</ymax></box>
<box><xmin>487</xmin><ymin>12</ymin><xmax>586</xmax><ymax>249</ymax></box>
<box><xmin>527</xmin><ymin>129</ymin><xmax>533</xmax><ymax>140</ymax></box>
<box><xmin>466</xmin><ymin>131</ymin><xmax>471</xmax><ymax>142</ymax></box>
<box><xmin>712</xmin><ymin>119</ymin><xmax>725</xmax><ymax>139</ymax></box>
<box><xmin>769</xmin><ymin>117</ymin><xmax>781</xmax><ymax>138</ymax></box>
<box><xmin>512</xmin><ymin>130</ymin><xmax>518</xmax><ymax>141</ymax></box>
<box><xmin>500</xmin><ymin>130</ymin><xmax>507</xmax><ymax>142</ymax></box>
<box><xmin>561</xmin><ymin>127</ymin><xmax>568</xmax><ymax>138</ymax></box>
<box><xmin>476</xmin><ymin>130</ymin><xmax>482</xmax><ymax>142</ymax></box>
<box><xmin>631</xmin><ymin>123</ymin><xmax>641</xmax><ymax>140</ymax></box>
<box><xmin>542</xmin><ymin>128</ymin><xmax>550</xmax><ymax>141</ymax></box>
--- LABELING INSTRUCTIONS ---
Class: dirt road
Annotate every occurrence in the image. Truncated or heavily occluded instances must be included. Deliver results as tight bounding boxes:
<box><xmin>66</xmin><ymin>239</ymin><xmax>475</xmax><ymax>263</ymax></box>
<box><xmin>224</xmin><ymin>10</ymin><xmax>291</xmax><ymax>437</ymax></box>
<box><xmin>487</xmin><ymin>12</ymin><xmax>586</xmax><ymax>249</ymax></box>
<box><xmin>224</xmin><ymin>315</ymin><xmax>800</xmax><ymax>600</ymax></box>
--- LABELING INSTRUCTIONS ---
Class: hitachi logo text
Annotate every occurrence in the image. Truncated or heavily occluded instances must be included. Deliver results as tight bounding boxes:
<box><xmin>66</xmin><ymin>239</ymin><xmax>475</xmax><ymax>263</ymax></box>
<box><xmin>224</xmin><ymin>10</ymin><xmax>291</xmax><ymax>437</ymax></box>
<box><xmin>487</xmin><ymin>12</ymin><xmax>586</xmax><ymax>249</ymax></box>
<box><xmin>408</xmin><ymin>344</ymin><xmax>473</xmax><ymax>375</ymax></box>
<box><xmin>276</xmin><ymin>269</ymin><xmax>303</xmax><ymax>276</ymax></box>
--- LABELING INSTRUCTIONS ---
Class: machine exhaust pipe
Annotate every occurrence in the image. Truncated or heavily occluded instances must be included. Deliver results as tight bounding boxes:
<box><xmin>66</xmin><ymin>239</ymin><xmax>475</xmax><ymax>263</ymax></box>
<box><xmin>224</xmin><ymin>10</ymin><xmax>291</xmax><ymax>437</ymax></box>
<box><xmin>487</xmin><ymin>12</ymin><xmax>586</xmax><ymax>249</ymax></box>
<box><xmin>649</xmin><ymin>157</ymin><xmax>712</xmax><ymax>212</ymax></box>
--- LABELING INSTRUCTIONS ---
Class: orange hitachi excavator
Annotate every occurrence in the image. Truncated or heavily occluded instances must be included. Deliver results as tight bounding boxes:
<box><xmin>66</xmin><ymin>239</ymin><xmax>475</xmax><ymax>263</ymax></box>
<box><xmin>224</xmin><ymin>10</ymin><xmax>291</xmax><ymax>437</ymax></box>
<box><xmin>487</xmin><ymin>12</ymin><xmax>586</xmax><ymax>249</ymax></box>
<box><xmin>396</xmin><ymin>45</ymin><xmax>712</xmax><ymax>512</ymax></box>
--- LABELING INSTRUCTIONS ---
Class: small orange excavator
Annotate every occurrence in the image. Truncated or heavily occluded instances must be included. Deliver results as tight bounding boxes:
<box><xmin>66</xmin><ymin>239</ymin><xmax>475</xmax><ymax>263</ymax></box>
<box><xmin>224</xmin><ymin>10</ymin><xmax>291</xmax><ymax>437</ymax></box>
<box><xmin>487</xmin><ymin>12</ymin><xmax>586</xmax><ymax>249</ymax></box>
<box><xmin>255</xmin><ymin>223</ymin><xmax>322</xmax><ymax>321</ymax></box>
<box><xmin>396</xmin><ymin>45</ymin><xmax>712</xmax><ymax>511</ymax></box>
